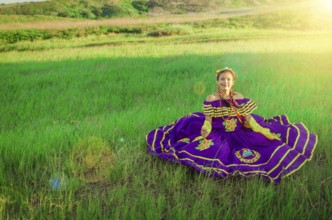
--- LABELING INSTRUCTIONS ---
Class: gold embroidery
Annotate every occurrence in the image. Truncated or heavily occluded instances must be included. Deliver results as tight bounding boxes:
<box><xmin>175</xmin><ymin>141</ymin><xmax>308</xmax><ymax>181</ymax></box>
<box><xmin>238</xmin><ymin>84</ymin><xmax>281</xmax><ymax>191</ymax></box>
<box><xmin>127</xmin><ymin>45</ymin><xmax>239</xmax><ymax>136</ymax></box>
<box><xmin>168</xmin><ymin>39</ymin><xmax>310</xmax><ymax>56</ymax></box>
<box><xmin>193</xmin><ymin>136</ymin><xmax>204</xmax><ymax>142</ymax></box>
<box><xmin>202</xmin><ymin>100</ymin><xmax>257</xmax><ymax>117</ymax></box>
<box><xmin>235</xmin><ymin>148</ymin><xmax>261</xmax><ymax>163</ymax></box>
<box><xmin>196</xmin><ymin>139</ymin><xmax>214</xmax><ymax>151</ymax></box>
<box><xmin>223</xmin><ymin>118</ymin><xmax>237</xmax><ymax>132</ymax></box>
<box><xmin>178</xmin><ymin>138</ymin><xmax>190</xmax><ymax>143</ymax></box>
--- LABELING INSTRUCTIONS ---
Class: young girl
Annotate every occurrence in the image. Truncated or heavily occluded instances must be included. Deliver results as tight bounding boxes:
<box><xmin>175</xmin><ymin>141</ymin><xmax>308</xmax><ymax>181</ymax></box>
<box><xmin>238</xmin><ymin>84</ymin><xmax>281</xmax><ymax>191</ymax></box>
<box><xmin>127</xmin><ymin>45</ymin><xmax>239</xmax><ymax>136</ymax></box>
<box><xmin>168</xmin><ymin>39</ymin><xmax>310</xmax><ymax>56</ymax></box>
<box><xmin>146</xmin><ymin>67</ymin><xmax>317</xmax><ymax>183</ymax></box>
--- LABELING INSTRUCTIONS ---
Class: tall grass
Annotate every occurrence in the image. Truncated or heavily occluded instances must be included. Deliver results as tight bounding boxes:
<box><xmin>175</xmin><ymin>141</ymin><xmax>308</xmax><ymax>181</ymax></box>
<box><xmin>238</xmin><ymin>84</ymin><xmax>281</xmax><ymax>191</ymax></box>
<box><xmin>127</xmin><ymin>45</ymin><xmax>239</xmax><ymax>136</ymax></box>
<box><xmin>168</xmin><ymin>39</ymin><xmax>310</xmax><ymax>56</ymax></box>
<box><xmin>0</xmin><ymin>32</ymin><xmax>331</xmax><ymax>219</ymax></box>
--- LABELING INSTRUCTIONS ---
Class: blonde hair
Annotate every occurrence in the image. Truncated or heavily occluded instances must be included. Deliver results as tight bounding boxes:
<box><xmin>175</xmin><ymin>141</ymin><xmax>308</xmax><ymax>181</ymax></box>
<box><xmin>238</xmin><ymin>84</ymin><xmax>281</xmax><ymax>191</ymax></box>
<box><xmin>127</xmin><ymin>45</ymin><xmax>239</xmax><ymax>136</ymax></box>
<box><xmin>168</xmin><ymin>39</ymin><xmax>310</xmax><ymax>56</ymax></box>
<box><xmin>216</xmin><ymin>67</ymin><xmax>237</xmax><ymax>81</ymax></box>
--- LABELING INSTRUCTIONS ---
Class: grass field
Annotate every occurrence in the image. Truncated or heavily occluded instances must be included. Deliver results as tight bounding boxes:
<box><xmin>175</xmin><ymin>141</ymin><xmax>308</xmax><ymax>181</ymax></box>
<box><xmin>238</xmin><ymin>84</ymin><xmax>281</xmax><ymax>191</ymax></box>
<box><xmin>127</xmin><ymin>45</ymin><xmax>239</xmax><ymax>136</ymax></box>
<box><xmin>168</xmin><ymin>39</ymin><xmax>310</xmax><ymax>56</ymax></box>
<box><xmin>0</xmin><ymin>29</ymin><xmax>332</xmax><ymax>219</ymax></box>
<box><xmin>0</xmin><ymin>13</ymin><xmax>332</xmax><ymax>220</ymax></box>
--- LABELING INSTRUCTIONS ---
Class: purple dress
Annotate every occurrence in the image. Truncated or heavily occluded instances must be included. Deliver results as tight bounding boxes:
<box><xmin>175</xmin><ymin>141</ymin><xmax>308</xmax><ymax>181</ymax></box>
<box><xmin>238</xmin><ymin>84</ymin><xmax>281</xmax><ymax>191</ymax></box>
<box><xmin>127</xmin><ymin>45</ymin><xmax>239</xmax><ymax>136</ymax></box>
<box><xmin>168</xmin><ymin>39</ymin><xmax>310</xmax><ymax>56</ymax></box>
<box><xmin>146</xmin><ymin>98</ymin><xmax>317</xmax><ymax>183</ymax></box>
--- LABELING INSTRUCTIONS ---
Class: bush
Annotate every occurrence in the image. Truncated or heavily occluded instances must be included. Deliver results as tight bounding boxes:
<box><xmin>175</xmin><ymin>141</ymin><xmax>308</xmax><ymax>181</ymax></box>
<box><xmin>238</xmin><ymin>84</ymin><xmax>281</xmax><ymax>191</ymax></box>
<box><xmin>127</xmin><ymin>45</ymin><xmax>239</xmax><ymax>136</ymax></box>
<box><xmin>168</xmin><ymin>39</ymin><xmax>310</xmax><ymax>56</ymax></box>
<box><xmin>80</xmin><ymin>9</ymin><xmax>97</xmax><ymax>19</ymax></box>
<box><xmin>59</xmin><ymin>6</ymin><xmax>82</xmax><ymax>18</ymax></box>
<box><xmin>84</xmin><ymin>27</ymin><xmax>102</xmax><ymax>36</ymax></box>
<box><xmin>102</xmin><ymin>4</ymin><xmax>129</xmax><ymax>17</ymax></box>
<box><xmin>0</xmin><ymin>30</ymin><xmax>50</xmax><ymax>43</ymax></box>
<box><xmin>146</xmin><ymin>0</ymin><xmax>163</xmax><ymax>8</ymax></box>
<box><xmin>147</xmin><ymin>25</ymin><xmax>192</xmax><ymax>37</ymax></box>
<box><xmin>0</xmin><ymin>1</ymin><xmax>61</xmax><ymax>16</ymax></box>
<box><xmin>57</xmin><ymin>29</ymin><xmax>79</xmax><ymax>39</ymax></box>
<box><xmin>91</xmin><ymin>6</ymin><xmax>102</xmax><ymax>18</ymax></box>
<box><xmin>116</xmin><ymin>27</ymin><xmax>143</xmax><ymax>34</ymax></box>
<box><xmin>132</xmin><ymin>1</ymin><xmax>150</xmax><ymax>13</ymax></box>
<box><xmin>0</xmin><ymin>25</ymin><xmax>144</xmax><ymax>44</ymax></box>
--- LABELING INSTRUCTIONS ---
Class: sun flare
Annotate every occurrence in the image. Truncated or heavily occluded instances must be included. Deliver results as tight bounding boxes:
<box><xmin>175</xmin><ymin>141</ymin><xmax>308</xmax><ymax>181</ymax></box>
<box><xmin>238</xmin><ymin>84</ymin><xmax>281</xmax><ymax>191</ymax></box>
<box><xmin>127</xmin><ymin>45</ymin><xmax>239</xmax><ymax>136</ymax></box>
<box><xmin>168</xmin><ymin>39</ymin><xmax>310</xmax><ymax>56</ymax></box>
<box><xmin>321</xmin><ymin>0</ymin><xmax>332</xmax><ymax>11</ymax></box>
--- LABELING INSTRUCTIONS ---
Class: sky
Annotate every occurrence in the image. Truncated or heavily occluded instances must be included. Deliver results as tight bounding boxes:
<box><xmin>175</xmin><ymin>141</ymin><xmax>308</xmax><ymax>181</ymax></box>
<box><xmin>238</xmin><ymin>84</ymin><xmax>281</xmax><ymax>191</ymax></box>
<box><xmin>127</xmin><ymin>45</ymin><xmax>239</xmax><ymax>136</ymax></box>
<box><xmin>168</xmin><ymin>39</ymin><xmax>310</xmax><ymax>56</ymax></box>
<box><xmin>0</xmin><ymin>0</ymin><xmax>47</xmax><ymax>4</ymax></box>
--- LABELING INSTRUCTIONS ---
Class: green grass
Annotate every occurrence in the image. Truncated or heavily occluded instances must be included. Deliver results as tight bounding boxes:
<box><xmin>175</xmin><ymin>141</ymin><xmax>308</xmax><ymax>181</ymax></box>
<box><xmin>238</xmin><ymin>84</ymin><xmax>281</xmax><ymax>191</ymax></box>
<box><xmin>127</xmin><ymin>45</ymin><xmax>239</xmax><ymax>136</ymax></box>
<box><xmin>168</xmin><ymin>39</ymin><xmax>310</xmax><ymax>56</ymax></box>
<box><xmin>0</xmin><ymin>14</ymin><xmax>74</xmax><ymax>24</ymax></box>
<box><xmin>2</xmin><ymin>27</ymin><xmax>331</xmax><ymax>53</ymax></box>
<box><xmin>0</xmin><ymin>0</ymin><xmax>303</xmax><ymax>18</ymax></box>
<box><xmin>0</xmin><ymin>30</ymin><xmax>331</xmax><ymax>219</ymax></box>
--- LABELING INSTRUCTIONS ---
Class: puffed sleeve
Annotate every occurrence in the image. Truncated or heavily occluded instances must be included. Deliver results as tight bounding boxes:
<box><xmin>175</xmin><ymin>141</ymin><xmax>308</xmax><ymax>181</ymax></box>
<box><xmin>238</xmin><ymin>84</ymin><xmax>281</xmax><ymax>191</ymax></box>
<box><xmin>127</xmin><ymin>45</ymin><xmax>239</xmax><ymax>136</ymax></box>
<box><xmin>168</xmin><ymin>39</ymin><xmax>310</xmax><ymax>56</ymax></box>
<box><xmin>237</xmin><ymin>99</ymin><xmax>257</xmax><ymax>116</ymax></box>
<box><xmin>202</xmin><ymin>101</ymin><xmax>215</xmax><ymax>117</ymax></box>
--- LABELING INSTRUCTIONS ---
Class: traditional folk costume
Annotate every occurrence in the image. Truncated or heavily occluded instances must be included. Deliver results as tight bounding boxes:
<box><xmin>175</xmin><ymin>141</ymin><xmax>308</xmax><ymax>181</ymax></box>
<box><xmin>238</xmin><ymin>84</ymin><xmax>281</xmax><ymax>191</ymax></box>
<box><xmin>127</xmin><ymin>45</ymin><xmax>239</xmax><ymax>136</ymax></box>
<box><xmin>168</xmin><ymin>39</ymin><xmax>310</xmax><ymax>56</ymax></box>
<box><xmin>146</xmin><ymin>96</ymin><xmax>317</xmax><ymax>183</ymax></box>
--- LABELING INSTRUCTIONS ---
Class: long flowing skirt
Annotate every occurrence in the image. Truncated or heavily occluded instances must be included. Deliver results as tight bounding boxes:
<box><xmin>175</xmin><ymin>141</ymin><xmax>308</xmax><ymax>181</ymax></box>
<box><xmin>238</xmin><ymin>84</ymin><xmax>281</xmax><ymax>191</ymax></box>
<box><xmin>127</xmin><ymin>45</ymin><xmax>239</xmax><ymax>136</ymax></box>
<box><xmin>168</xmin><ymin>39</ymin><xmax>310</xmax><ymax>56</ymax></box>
<box><xmin>146</xmin><ymin>113</ymin><xmax>317</xmax><ymax>183</ymax></box>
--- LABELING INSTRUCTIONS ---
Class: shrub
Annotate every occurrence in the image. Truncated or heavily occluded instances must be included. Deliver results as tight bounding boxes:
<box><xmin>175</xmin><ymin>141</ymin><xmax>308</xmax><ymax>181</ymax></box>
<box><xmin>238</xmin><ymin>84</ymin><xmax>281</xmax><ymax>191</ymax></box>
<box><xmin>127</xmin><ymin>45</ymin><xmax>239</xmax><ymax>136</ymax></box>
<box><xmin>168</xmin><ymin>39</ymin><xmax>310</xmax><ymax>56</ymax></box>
<box><xmin>0</xmin><ymin>25</ymin><xmax>144</xmax><ymax>44</ymax></box>
<box><xmin>80</xmin><ymin>9</ymin><xmax>97</xmax><ymax>19</ymax></box>
<box><xmin>146</xmin><ymin>0</ymin><xmax>164</xmax><ymax>8</ymax></box>
<box><xmin>147</xmin><ymin>25</ymin><xmax>192</xmax><ymax>37</ymax></box>
<box><xmin>116</xmin><ymin>27</ymin><xmax>143</xmax><ymax>34</ymax></box>
<box><xmin>0</xmin><ymin>30</ymin><xmax>50</xmax><ymax>43</ymax></box>
<box><xmin>59</xmin><ymin>6</ymin><xmax>82</xmax><ymax>18</ymax></box>
<box><xmin>55</xmin><ymin>29</ymin><xmax>77</xmax><ymax>39</ymax></box>
<box><xmin>102</xmin><ymin>4</ymin><xmax>129</xmax><ymax>17</ymax></box>
<box><xmin>132</xmin><ymin>1</ymin><xmax>150</xmax><ymax>13</ymax></box>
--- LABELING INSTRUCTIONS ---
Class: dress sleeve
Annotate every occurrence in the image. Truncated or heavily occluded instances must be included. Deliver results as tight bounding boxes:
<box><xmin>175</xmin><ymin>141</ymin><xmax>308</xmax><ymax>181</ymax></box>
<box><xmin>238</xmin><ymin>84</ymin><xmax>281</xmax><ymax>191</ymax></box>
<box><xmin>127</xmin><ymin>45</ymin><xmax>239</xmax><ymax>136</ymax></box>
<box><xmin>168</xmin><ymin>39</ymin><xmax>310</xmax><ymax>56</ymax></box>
<box><xmin>202</xmin><ymin>102</ymin><xmax>215</xmax><ymax>117</ymax></box>
<box><xmin>202</xmin><ymin>98</ymin><xmax>257</xmax><ymax>117</ymax></box>
<box><xmin>237</xmin><ymin>99</ymin><xmax>257</xmax><ymax>116</ymax></box>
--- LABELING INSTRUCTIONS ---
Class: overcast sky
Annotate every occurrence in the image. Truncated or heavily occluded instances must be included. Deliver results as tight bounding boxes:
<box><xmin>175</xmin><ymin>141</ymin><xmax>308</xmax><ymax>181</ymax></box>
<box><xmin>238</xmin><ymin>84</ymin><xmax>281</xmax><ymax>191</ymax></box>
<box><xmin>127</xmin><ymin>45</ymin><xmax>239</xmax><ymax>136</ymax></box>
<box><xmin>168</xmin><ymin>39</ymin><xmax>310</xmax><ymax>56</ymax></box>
<box><xmin>0</xmin><ymin>0</ymin><xmax>47</xmax><ymax>4</ymax></box>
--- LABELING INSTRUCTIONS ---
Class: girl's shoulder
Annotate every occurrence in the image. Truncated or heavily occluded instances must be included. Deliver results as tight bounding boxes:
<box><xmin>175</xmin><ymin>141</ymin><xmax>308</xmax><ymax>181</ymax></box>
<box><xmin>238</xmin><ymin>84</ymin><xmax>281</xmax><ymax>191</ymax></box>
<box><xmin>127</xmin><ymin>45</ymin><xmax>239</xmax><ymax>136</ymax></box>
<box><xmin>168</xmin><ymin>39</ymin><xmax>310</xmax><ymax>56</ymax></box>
<box><xmin>205</xmin><ymin>92</ymin><xmax>220</xmax><ymax>102</ymax></box>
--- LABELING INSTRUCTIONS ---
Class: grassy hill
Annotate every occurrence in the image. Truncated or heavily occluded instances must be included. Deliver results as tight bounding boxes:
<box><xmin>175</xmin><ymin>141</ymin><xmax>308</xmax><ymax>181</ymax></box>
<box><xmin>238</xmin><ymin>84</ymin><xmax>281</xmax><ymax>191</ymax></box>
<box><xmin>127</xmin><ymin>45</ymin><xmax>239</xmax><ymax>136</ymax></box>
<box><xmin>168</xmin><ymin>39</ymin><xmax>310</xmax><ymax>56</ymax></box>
<box><xmin>0</xmin><ymin>0</ymin><xmax>303</xmax><ymax>19</ymax></box>
<box><xmin>0</xmin><ymin>0</ymin><xmax>331</xmax><ymax>50</ymax></box>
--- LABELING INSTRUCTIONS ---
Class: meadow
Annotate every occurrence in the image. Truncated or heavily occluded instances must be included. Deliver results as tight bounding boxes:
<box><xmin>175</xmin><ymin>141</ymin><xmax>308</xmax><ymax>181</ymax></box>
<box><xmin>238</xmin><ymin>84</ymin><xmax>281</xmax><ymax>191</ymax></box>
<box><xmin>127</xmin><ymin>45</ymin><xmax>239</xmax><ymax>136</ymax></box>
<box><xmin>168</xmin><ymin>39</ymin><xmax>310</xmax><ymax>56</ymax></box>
<box><xmin>0</xmin><ymin>24</ymin><xmax>332</xmax><ymax>219</ymax></box>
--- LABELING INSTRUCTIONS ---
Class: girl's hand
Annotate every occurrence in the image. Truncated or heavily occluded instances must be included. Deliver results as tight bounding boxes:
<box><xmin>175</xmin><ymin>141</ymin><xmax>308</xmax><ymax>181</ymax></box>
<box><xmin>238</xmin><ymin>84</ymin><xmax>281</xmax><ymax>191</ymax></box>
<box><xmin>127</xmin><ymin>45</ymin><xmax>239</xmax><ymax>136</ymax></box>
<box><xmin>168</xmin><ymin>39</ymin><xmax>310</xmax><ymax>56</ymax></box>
<box><xmin>201</xmin><ymin>118</ymin><xmax>212</xmax><ymax>138</ymax></box>
<box><xmin>201</xmin><ymin>127</ymin><xmax>209</xmax><ymax>138</ymax></box>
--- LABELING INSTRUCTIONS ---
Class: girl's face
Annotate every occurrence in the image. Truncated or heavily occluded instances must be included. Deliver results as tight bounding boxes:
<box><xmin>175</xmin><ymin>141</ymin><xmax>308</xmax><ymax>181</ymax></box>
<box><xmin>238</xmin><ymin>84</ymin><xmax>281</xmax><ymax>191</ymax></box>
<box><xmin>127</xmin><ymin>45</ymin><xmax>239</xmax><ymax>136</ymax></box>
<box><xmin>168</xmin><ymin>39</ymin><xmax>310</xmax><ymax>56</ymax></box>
<box><xmin>217</xmin><ymin>72</ymin><xmax>234</xmax><ymax>92</ymax></box>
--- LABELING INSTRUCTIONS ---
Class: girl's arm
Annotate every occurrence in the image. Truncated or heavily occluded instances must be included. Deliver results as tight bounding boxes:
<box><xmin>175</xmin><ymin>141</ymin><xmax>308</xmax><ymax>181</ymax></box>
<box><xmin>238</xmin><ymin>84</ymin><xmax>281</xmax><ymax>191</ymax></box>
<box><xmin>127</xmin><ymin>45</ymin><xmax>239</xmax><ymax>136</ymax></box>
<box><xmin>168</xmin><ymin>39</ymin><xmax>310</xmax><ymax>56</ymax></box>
<box><xmin>201</xmin><ymin>115</ymin><xmax>212</xmax><ymax>138</ymax></box>
<box><xmin>245</xmin><ymin>114</ymin><xmax>280</xmax><ymax>140</ymax></box>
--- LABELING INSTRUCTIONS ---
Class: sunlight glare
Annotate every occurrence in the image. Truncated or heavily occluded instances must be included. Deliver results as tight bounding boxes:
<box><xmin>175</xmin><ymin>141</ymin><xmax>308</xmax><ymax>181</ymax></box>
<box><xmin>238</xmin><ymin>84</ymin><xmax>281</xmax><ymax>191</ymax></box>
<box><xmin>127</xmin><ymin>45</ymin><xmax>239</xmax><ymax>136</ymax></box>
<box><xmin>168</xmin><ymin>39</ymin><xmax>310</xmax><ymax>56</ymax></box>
<box><xmin>321</xmin><ymin>0</ymin><xmax>332</xmax><ymax>12</ymax></box>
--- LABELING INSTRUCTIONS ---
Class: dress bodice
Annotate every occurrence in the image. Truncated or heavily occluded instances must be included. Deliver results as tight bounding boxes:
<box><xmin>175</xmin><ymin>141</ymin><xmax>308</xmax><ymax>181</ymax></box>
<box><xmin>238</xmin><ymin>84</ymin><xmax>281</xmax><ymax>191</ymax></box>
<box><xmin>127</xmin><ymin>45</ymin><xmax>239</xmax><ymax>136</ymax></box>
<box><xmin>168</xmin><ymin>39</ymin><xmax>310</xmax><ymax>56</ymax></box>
<box><xmin>202</xmin><ymin>98</ymin><xmax>257</xmax><ymax>131</ymax></box>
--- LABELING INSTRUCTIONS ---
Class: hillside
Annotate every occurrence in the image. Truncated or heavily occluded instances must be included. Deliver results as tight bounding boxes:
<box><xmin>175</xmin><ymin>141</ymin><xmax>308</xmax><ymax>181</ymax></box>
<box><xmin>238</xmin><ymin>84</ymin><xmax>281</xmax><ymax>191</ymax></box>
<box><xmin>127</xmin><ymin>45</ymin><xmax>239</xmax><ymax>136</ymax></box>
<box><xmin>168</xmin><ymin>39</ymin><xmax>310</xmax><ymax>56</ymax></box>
<box><xmin>0</xmin><ymin>0</ymin><xmax>303</xmax><ymax>19</ymax></box>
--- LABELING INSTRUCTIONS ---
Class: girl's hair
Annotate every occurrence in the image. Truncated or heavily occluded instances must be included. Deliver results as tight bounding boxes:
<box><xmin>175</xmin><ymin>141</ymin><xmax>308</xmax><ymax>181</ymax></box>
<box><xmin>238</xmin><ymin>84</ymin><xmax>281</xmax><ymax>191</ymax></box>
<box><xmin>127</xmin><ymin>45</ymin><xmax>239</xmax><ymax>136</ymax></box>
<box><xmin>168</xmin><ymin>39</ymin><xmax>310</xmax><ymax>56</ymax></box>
<box><xmin>216</xmin><ymin>67</ymin><xmax>237</xmax><ymax>81</ymax></box>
